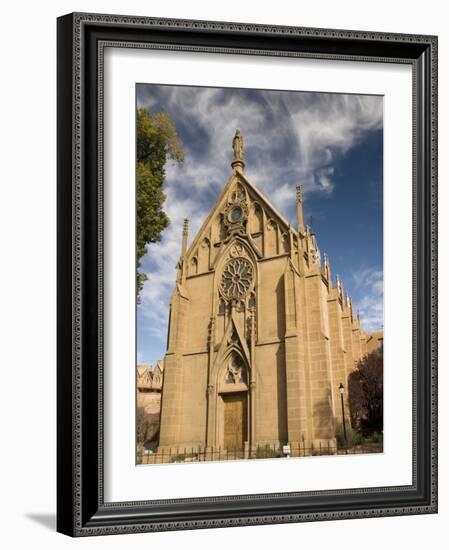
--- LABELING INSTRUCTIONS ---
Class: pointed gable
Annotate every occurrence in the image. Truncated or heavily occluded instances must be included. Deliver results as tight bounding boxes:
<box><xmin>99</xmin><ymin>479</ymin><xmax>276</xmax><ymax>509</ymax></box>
<box><xmin>184</xmin><ymin>170</ymin><xmax>297</xmax><ymax>276</ymax></box>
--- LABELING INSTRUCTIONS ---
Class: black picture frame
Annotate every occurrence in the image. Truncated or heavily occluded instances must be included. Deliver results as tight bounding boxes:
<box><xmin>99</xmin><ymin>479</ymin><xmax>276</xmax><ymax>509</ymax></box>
<box><xmin>57</xmin><ymin>12</ymin><xmax>438</xmax><ymax>536</ymax></box>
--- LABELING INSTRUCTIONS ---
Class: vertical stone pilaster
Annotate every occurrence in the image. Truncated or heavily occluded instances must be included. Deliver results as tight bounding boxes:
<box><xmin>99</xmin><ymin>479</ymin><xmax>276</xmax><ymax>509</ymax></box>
<box><xmin>327</xmin><ymin>289</ymin><xmax>348</xmax><ymax>422</ymax></box>
<box><xmin>206</xmin><ymin>317</ymin><xmax>216</xmax><ymax>448</ymax></box>
<box><xmin>158</xmin><ymin>286</ymin><xmax>189</xmax><ymax>448</ymax></box>
<box><xmin>249</xmin><ymin>381</ymin><xmax>256</xmax><ymax>450</ymax></box>
<box><xmin>206</xmin><ymin>383</ymin><xmax>215</xmax><ymax>448</ymax></box>
<box><xmin>249</xmin><ymin>310</ymin><xmax>257</xmax><ymax>449</ymax></box>
<box><xmin>341</xmin><ymin>306</ymin><xmax>355</xmax><ymax>370</ymax></box>
<box><xmin>359</xmin><ymin>331</ymin><xmax>368</xmax><ymax>358</ymax></box>
<box><xmin>341</xmin><ymin>305</ymin><xmax>355</xmax><ymax>423</ymax></box>
<box><xmin>284</xmin><ymin>262</ymin><xmax>309</xmax><ymax>446</ymax></box>
<box><xmin>352</xmin><ymin>320</ymin><xmax>362</xmax><ymax>365</ymax></box>
<box><xmin>304</xmin><ymin>270</ymin><xmax>335</xmax><ymax>442</ymax></box>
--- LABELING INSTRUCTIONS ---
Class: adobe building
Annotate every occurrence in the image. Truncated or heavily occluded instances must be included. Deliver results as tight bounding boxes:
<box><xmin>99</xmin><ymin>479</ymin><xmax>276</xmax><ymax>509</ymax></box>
<box><xmin>157</xmin><ymin>130</ymin><xmax>380</xmax><ymax>455</ymax></box>
<box><xmin>136</xmin><ymin>360</ymin><xmax>164</xmax><ymax>416</ymax></box>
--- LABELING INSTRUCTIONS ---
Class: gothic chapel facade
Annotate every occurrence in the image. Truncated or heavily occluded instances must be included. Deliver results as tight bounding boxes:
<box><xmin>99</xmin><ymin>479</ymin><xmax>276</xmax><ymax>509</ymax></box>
<box><xmin>158</xmin><ymin>131</ymin><xmax>374</xmax><ymax>455</ymax></box>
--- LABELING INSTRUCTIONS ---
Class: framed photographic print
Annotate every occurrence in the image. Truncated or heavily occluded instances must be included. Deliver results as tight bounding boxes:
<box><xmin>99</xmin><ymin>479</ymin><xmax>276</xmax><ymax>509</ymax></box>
<box><xmin>57</xmin><ymin>12</ymin><xmax>438</xmax><ymax>536</ymax></box>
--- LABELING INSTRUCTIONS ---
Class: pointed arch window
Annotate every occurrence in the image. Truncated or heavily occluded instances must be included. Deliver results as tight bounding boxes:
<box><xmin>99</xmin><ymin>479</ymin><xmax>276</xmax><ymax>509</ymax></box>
<box><xmin>198</xmin><ymin>238</ymin><xmax>210</xmax><ymax>272</ymax></box>
<box><xmin>281</xmin><ymin>232</ymin><xmax>290</xmax><ymax>253</ymax></box>
<box><xmin>250</xmin><ymin>203</ymin><xmax>263</xmax><ymax>235</ymax></box>
<box><xmin>190</xmin><ymin>257</ymin><xmax>198</xmax><ymax>275</ymax></box>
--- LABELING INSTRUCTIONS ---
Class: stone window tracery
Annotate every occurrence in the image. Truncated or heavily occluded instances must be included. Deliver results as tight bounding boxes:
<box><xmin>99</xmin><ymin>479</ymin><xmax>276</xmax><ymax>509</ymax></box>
<box><xmin>225</xmin><ymin>354</ymin><xmax>247</xmax><ymax>385</ymax></box>
<box><xmin>220</xmin><ymin>257</ymin><xmax>253</xmax><ymax>300</ymax></box>
<box><xmin>229</xmin><ymin>242</ymin><xmax>244</xmax><ymax>258</ymax></box>
<box><xmin>236</xmin><ymin>300</ymin><xmax>245</xmax><ymax>312</ymax></box>
<box><xmin>248</xmin><ymin>292</ymin><xmax>256</xmax><ymax>309</ymax></box>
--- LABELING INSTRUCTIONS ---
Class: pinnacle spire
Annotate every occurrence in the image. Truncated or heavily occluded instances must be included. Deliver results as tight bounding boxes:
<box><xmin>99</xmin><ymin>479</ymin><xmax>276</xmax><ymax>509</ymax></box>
<box><xmin>181</xmin><ymin>218</ymin><xmax>189</xmax><ymax>256</ymax></box>
<box><xmin>296</xmin><ymin>185</ymin><xmax>304</xmax><ymax>232</ymax></box>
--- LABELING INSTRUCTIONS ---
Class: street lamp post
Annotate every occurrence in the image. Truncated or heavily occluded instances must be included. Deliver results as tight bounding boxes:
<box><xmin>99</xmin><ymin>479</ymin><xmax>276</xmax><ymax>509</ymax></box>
<box><xmin>339</xmin><ymin>383</ymin><xmax>347</xmax><ymax>446</ymax></box>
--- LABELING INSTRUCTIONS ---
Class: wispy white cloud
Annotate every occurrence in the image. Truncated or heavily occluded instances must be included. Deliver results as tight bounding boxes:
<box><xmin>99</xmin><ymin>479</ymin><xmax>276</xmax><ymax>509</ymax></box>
<box><xmin>315</xmin><ymin>167</ymin><xmax>335</xmax><ymax>194</ymax></box>
<box><xmin>257</xmin><ymin>90</ymin><xmax>382</xmax><ymax>195</ymax></box>
<box><xmin>351</xmin><ymin>268</ymin><xmax>383</xmax><ymax>333</ymax></box>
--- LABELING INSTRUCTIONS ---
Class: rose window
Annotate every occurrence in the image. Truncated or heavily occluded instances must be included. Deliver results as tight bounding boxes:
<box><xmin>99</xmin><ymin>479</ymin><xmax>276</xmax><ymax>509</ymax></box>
<box><xmin>229</xmin><ymin>205</ymin><xmax>243</xmax><ymax>223</ymax></box>
<box><xmin>221</xmin><ymin>258</ymin><xmax>253</xmax><ymax>299</ymax></box>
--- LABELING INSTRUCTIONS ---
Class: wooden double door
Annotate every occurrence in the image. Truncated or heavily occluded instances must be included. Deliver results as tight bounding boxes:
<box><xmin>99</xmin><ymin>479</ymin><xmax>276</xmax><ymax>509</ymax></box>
<box><xmin>222</xmin><ymin>392</ymin><xmax>248</xmax><ymax>450</ymax></box>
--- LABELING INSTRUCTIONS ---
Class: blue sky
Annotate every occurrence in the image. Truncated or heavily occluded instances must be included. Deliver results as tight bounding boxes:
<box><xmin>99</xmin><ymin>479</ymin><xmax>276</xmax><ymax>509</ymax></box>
<box><xmin>136</xmin><ymin>84</ymin><xmax>383</xmax><ymax>366</ymax></box>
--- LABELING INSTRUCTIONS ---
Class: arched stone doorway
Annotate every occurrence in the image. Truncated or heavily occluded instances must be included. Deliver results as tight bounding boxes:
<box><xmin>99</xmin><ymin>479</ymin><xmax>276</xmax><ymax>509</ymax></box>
<box><xmin>217</xmin><ymin>352</ymin><xmax>249</xmax><ymax>450</ymax></box>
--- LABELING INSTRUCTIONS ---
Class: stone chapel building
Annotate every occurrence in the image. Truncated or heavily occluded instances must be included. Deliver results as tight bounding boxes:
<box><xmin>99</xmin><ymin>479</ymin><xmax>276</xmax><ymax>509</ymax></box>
<box><xmin>158</xmin><ymin>130</ymin><xmax>378</xmax><ymax>455</ymax></box>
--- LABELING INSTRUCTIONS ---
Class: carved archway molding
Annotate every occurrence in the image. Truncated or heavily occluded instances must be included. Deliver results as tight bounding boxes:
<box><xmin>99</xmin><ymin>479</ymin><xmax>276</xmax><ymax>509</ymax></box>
<box><xmin>206</xmin><ymin>313</ymin><xmax>253</xmax><ymax>450</ymax></box>
<box><xmin>210</xmin><ymin>234</ymin><xmax>261</xmax><ymax>273</ymax></box>
<box><xmin>216</xmin><ymin>347</ymin><xmax>249</xmax><ymax>394</ymax></box>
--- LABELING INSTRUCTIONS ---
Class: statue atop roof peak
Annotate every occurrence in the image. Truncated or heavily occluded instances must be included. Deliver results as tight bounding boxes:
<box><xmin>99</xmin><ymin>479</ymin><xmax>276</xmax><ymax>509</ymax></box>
<box><xmin>231</xmin><ymin>129</ymin><xmax>245</xmax><ymax>173</ymax></box>
<box><xmin>232</xmin><ymin>129</ymin><xmax>244</xmax><ymax>161</ymax></box>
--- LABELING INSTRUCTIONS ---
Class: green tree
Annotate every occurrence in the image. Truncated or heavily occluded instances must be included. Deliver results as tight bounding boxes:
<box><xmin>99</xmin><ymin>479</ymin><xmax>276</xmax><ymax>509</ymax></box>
<box><xmin>136</xmin><ymin>108</ymin><xmax>184</xmax><ymax>299</ymax></box>
<box><xmin>348</xmin><ymin>346</ymin><xmax>383</xmax><ymax>435</ymax></box>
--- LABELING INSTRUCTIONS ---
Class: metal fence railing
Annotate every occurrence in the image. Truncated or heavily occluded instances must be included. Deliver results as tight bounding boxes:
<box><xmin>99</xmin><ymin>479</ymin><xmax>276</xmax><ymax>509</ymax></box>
<box><xmin>137</xmin><ymin>441</ymin><xmax>383</xmax><ymax>465</ymax></box>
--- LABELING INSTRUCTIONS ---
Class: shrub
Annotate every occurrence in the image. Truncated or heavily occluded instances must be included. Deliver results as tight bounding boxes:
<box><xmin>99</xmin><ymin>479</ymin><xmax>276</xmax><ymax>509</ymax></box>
<box><xmin>335</xmin><ymin>423</ymin><xmax>363</xmax><ymax>449</ymax></box>
<box><xmin>366</xmin><ymin>431</ymin><xmax>383</xmax><ymax>444</ymax></box>
<box><xmin>255</xmin><ymin>444</ymin><xmax>279</xmax><ymax>459</ymax></box>
<box><xmin>170</xmin><ymin>453</ymin><xmax>198</xmax><ymax>463</ymax></box>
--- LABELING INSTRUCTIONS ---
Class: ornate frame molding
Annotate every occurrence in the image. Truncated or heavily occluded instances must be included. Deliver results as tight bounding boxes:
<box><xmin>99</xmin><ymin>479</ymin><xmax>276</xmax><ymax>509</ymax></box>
<box><xmin>57</xmin><ymin>12</ymin><xmax>437</xmax><ymax>536</ymax></box>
